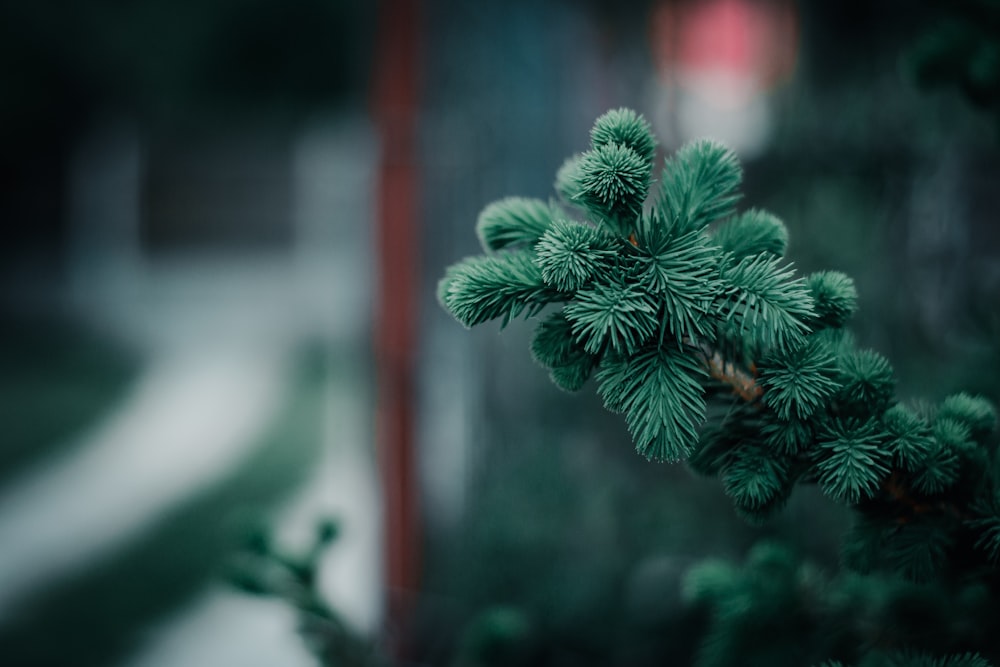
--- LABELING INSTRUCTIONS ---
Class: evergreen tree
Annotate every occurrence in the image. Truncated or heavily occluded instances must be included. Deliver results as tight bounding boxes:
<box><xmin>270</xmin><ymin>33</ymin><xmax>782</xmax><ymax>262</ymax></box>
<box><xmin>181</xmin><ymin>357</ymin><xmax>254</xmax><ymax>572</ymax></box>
<box><xmin>439</xmin><ymin>108</ymin><xmax>1000</xmax><ymax>665</ymax></box>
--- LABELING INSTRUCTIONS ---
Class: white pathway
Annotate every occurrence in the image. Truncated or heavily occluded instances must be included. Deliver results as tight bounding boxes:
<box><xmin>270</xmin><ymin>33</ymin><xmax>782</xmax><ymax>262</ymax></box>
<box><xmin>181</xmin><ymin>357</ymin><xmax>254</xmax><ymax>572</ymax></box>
<box><xmin>122</xmin><ymin>356</ymin><xmax>383</xmax><ymax>667</ymax></box>
<box><xmin>0</xmin><ymin>111</ymin><xmax>384</xmax><ymax>665</ymax></box>
<box><xmin>0</xmin><ymin>349</ymin><xmax>289</xmax><ymax>625</ymax></box>
<box><xmin>0</xmin><ymin>331</ymin><xmax>383</xmax><ymax>666</ymax></box>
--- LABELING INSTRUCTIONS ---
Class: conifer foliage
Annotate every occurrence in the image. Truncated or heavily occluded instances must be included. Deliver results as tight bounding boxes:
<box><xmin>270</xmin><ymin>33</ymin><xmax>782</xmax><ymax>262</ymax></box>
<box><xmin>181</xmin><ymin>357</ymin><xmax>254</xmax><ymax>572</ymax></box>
<box><xmin>438</xmin><ymin>110</ymin><xmax>1000</xmax><ymax>623</ymax></box>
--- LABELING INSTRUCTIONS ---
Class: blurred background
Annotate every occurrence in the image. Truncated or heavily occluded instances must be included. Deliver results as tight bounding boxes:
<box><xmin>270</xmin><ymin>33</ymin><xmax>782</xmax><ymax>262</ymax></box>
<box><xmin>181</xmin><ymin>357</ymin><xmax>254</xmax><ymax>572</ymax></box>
<box><xmin>1</xmin><ymin>0</ymin><xmax>999</xmax><ymax>665</ymax></box>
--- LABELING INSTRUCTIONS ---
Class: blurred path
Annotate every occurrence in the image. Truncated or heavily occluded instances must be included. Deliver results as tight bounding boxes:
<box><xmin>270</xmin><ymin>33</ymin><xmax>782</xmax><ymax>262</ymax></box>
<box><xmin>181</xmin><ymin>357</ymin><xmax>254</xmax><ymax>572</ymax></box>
<box><xmin>120</xmin><ymin>590</ymin><xmax>317</xmax><ymax>667</ymax></box>
<box><xmin>0</xmin><ymin>349</ymin><xmax>290</xmax><ymax>623</ymax></box>
<box><xmin>122</xmin><ymin>352</ymin><xmax>382</xmax><ymax>667</ymax></box>
<box><xmin>0</xmin><ymin>114</ymin><xmax>379</xmax><ymax>664</ymax></box>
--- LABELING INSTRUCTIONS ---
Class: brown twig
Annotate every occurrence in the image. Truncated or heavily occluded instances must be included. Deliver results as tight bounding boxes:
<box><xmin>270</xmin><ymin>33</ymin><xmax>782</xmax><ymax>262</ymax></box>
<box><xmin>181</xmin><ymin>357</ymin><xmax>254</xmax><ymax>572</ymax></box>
<box><xmin>882</xmin><ymin>471</ymin><xmax>966</xmax><ymax>523</ymax></box>
<box><xmin>697</xmin><ymin>347</ymin><xmax>764</xmax><ymax>403</ymax></box>
<box><xmin>692</xmin><ymin>345</ymin><xmax>968</xmax><ymax>524</ymax></box>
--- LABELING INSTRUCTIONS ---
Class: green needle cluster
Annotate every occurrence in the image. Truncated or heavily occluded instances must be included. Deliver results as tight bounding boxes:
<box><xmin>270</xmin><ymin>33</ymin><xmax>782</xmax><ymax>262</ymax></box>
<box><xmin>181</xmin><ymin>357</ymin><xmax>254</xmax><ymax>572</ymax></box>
<box><xmin>438</xmin><ymin>108</ymin><xmax>999</xmax><ymax>595</ymax></box>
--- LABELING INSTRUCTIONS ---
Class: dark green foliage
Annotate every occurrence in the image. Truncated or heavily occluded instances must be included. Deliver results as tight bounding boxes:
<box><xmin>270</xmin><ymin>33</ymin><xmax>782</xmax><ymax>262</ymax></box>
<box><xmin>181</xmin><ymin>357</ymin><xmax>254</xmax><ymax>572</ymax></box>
<box><xmin>836</xmin><ymin>349</ymin><xmax>896</xmax><ymax>418</ymax></box>
<box><xmin>812</xmin><ymin>326</ymin><xmax>858</xmax><ymax>359</ymax></box>
<box><xmin>438</xmin><ymin>251</ymin><xmax>559</xmax><ymax>327</ymax></box>
<box><xmin>759</xmin><ymin>337</ymin><xmax>841</xmax><ymax>420</ymax></box>
<box><xmin>554</xmin><ymin>154</ymin><xmax>587</xmax><ymax>204</ymax></box>
<box><xmin>683</xmin><ymin>543</ymin><xmax>839</xmax><ymax>667</ymax></box>
<box><xmin>842</xmin><ymin>509</ymin><xmax>955</xmax><ymax>583</ymax></box>
<box><xmin>565</xmin><ymin>282</ymin><xmax>660</xmax><ymax>354</ymax></box>
<box><xmin>681</xmin><ymin>558</ymin><xmax>741</xmax><ymax>605</ymax></box>
<box><xmin>440</xmin><ymin>109</ymin><xmax>999</xmax><ymax>533</ymax></box>
<box><xmin>933</xmin><ymin>417</ymin><xmax>982</xmax><ymax>481</ymax></box>
<box><xmin>934</xmin><ymin>417</ymin><xmax>974</xmax><ymax>451</ymax></box>
<box><xmin>840</xmin><ymin>513</ymin><xmax>887</xmax><ymax>575</ymax></box>
<box><xmin>938</xmin><ymin>393</ymin><xmax>998</xmax><ymax>443</ymax></box>
<box><xmin>910</xmin><ymin>442</ymin><xmax>961</xmax><ymax>495</ymax></box>
<box><xmin>530</xmin><ymin>310</ymin><xmax>597</xmax><ymax>392</ymax></box>
<box><xmin>589</xmin><ymin>107</ymin><xmax>657</xmax><ymax>161</ymax></box>
<box><xmin>657</xmin><ymin>139</ymin><xmax>742</xmax><ymax>235</ymax></box>
<box><xmin>711</xmin><ymin>208</ymin><xmax>789</xmax><ymax>261</ymax></box>
<box><xmin>814</xmin><ymin>420</ymin><xmax>890</xmax><ymax>504</ymax></box>
<box><xmin>969</xmin><ymin>492</ymin><xmax>1000</xmax><ymax>563</ymax></box>
<box><xmin>596</xmin><ymin>346</ymin><xmax>707</xmax><ymax>461</ymax></box>
<box><xmin>696</xmin><ymin>544</ymin><xmax>998</xmax><ymax>667</ymax></box>
<box><xmin>882</xmin><ymin>404</ymin><xmax>935</xmax><ymax>471</ymax></box>
<box><xmin>807</xmin><ymin>271</ymin><xmax>859</xmax><ymax>329</ymax></box>
<box><xmin>633</xmin><ymin>215</ymin><xmax>721</xmax><ymax>343</ymax></box>
<box><xmin>440</xmin><ymin>111</ymin><xmax>828</xmax><ymax>469</ymax></box>
<box><xmin>536</xmin><ymin>219</ymin><xmax>617</xmax><ymax>292</ymax></box>
<box><xmin>881</xmin><ymin>519</ymin><xmax>954</xmax><ymax>583</ymax></box>
<box><xmin>453</xmin><ymin>606</ymin><xmax>538</xmax><ymax>667</ymax></box>
<box><xmin>476</xmin><ymin>197</ymin><xmax>555</xmax><ymax>252</ymax></box>
<box><xmin>229</xmin><ymin>518</ymin><xmax>382</xmax><ymax>667</ymax></box>
<box><xmin>879</xmin><ymin>655</ymin><xmax>992</xmax><ymax>667</ymax></box>
<box><xmin>824</xmin><ymin>650</ymin><xmax>993</xmax><ymax>666</ymax></box>
<box><xmin>689</xmin><ymin>409</ymin><xmax>761</xmax><ymax>476</ymax></box>
<box><xmin>718</xmin><ymin>254</ymin><xmax>815</xmax><ymax>353</ymax></box>
<box><xmin>722</xmin><ymin>445</ymin><xmax>791</xmax><ymax>520</ymax></box>
<box><xmin>438</xmin><ymin>110</ymin><xmax>1000</xmax><ymax>631</ymax></box>
<box><xmin>577</xmin><ymin>141</ymin><xmax>653</xmax><ymax>232</ymax></box>
<box><xmin>762</xmin><ymin>416</ymin><xmax>814</xmax><ymax>456</ymax></box>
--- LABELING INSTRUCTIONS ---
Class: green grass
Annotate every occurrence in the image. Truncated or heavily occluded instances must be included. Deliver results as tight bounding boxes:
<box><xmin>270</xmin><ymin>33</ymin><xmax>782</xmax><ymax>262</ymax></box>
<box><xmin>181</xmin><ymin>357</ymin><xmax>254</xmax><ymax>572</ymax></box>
<box><xmin>0</xmin><ymin>344</ymin><xmax>334</xmax><ymax>667</ymax></box>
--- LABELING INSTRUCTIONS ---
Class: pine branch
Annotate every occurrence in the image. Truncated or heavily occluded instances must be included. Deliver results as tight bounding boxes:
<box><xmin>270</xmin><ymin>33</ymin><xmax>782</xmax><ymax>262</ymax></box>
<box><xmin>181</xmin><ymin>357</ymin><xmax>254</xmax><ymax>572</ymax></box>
<box><xmin>969</xmin><ymin>491</ymin><xmax>1000</xmax><ymax>564</ymax></box>
<box><xmin>530</xmin><ymin>310</ymin><xmax>598</xmax><ymax>392</ymax></box>
<box><xmin>476</xmin><ymin>197</ymin><xmax>555</xmax><ymax>252</ymax></box>
<box><xmin>711</xmin><ymin>208</ymin><xmax>788</xmax><ymax>262</ymax></box>
<box><xmin>722</xmin><ymin>445</ymin><xmax>792</xmax><ymax>520</ymax></box>
<box><xmin>633</xmin><ymin>212</ymin><xmax>722</xmax><ymax>343</ymax></box>
<box><xmin>438</xmin><ymin>107</ymin><xmax>1000</xmax><ymax>595</ymax></box>
<box><xmin>758</xmin><ymin>337</ymin><xmax>841</xmax><ymax>421</ymax></box>
<box><xmin>836</xmin><ymin>349</ymin><xmax>896</xmax><ymax>419</ymax></box>
<box><xmin>762</xmin><ymin>417</ymin><xmax>814</xmax><ymax>456</ymax></box>
<box><xmin>814</xmin><ymin>420</ymin><xmax>891</xmax><ymax>504</ymax></box>
<box><xmin>882</xmin><ymin>404</ymin><xmax>935</xmax><ymax>471</ymax></box>
<box><xmin>536</xmin><ymin>219</ymin><xmax>618</xmax><ymax>292</ymax></box>
<box><xmin>554</xmin><ymin>153</ymin><xmax>587</xmax><ymax>206</ymax></box>
<box><xmin>939</xmin><ymin>393</ymin><xmax>998</xmax><ymax>443</ymax></box>
<box><xmin>911</xmin><ymin>442</ymin><xmax>962</xmax><ymax>495</ymax></box>
<box><xmin>718</xmin><ymin>254</ymin><xmax>815</xmax><ymax>354</ymax></box>
<box><xmin>577</xmin><ymin>141</ymin><xmax>653</xmax><ymax>229</ymax></box>
<box><xmin>881</xmin><ymin>471</ymin><xmax>964</xmax><ymax>523</ymax></box>
<box><xmin>438</xmin><ymin>251</ymin><xmax>562</xmax><ymax>327</ymax></box>
<box><xmin>807</xmin><ymin>271</ymin><xmax>859</xmax><ymax>329</ymax></box>
<box><xmin>657</xmin><ymin>139</ymin><xmax>742</xmax><ymax>234</ymax></box>
<box><xmin>590</xmin><ymin>107</ymin><xmax>657</xmax><ymax>161</ymax></box>
<box><xmin>699</xmin><ymin>348</ymin><xmax>763</xmax><ymax>403</ymax></box>
<box><xmin>564</xmin><ymin>281</ymin><xmax>660</xmax><ymax>355</ymax></box>
<box><xmin>596</xmin><ymin>345</ymin><xmax>707</xmax><ymax>461</ymax></box>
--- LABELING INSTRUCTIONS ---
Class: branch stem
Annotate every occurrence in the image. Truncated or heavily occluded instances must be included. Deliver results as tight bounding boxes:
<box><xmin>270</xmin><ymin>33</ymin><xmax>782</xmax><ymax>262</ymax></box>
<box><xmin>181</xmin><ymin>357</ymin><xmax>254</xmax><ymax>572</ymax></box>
<box><xmin>694</xmin><ymin>343</ymin><xmax>763</xmax><ymax>403</ymax></box>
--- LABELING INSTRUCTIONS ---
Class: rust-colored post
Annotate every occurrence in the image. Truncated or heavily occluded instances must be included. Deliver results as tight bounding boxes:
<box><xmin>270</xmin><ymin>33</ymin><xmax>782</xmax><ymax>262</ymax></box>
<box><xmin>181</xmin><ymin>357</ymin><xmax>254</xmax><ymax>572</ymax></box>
<box><xmin>372</xmin><ymin>0</ymin><xmax>421</xmax><ymax>655</ymax></box>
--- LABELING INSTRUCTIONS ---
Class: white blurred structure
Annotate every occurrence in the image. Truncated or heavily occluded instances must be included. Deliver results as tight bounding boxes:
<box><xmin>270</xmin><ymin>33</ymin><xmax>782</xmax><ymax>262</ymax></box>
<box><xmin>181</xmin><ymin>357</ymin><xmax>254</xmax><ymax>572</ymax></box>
<box><xmin>3</xmin><ymin>112</ymin><xmax>383</xmax><ymax>665</ymax></box>
<box><xmin>646</xmin><ymin>0</ymin><xmax>798</xmax><ymax>158</ymax></box>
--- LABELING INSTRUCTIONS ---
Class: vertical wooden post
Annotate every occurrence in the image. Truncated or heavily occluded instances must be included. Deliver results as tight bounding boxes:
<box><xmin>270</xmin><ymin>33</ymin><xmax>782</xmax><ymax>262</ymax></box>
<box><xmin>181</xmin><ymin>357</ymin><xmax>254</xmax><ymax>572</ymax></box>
<box><xmin>373</xmin><ymin>0</ymin><xmax>421</xmax><ymax>655</ymax></box>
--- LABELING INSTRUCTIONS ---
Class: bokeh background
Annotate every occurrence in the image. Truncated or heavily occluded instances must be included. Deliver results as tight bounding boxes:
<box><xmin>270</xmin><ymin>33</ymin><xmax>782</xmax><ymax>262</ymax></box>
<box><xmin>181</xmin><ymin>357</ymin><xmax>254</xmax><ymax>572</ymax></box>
<box><xmin>1</xmin><ymin>1</ymin><xmax>999</xmax><ymax>665</ymax></box>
